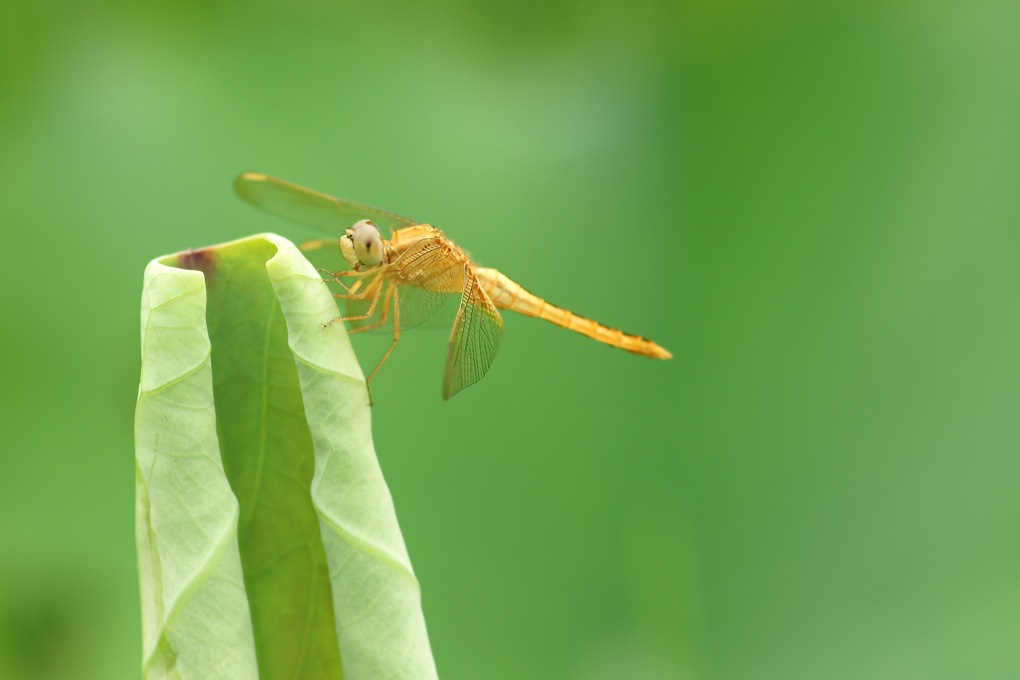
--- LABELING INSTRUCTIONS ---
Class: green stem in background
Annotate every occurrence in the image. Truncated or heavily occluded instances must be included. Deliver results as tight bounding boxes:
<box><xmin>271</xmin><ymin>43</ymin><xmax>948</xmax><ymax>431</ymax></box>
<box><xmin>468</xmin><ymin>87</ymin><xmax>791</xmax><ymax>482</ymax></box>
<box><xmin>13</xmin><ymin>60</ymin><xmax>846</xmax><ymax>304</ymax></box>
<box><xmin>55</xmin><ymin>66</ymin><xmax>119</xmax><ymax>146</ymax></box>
<box><xmin>135</xmin><ymin>234</ymin><xmax>436</xmax><ymax>679</ymax></box>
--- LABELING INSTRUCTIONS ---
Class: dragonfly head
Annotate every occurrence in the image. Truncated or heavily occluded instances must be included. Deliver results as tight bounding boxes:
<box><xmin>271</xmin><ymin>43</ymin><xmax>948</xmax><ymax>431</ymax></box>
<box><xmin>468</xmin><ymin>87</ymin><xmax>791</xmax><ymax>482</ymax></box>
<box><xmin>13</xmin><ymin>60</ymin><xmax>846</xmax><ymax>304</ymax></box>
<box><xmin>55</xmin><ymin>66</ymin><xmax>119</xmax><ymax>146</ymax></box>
<box><xmin>341</xmin><ymin>219</ymin><xmax>384</xmax><ymax>269</ymax></box>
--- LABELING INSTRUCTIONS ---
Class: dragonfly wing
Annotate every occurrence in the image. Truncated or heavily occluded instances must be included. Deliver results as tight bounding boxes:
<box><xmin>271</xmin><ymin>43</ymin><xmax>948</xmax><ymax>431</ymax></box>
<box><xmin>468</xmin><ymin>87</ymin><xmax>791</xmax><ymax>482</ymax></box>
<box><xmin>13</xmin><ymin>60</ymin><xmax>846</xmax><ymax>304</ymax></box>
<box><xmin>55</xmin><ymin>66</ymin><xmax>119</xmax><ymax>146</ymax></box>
<box><xmin>344</xmin><ymin>280</ymin><xmax>453</xmax><ymax>334</ymax></box>
<box><xmin>234</xmin><ymin>172</ymin><xmax>419</xmax><ymax>235</ymax></box>
<box><xmin>443</xmin><ymin>268</ymin><xmax>505</xmax><ymax>400</ymax></box>
<box><xmin>388</xmin><ymin>237</ymin><xmax>465</xmax><ymax>329</ymax></box>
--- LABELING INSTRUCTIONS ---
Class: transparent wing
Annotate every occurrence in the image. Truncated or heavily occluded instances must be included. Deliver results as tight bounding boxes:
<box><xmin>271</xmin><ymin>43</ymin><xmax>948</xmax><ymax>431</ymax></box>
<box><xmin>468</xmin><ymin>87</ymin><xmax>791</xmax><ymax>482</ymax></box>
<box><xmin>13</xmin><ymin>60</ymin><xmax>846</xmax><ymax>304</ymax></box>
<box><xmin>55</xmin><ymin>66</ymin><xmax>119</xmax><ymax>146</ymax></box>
<box><xmin>443</xmin><ymin>268</ymin><xmax>505</xmax><ymax>399</ymax></box>
<box><xmin>344</xmin><ymin>238</ymin><xmax>463</xmax><ymax>334</ymax></box>
<box><xmin>234</xmin><ymin>172</ymin><xmax>419</xmax><ymax>236</ymax></box>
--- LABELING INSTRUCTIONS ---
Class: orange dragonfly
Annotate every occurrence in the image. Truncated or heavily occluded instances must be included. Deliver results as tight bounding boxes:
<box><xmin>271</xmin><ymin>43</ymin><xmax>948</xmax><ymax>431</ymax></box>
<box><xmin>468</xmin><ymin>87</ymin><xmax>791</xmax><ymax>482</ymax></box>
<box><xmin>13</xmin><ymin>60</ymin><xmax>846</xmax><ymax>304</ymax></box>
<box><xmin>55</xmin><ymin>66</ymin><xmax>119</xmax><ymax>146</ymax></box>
<box><xmin>235</xmin><ymin>172</ymin><xmax>671</xmax><ymax>400</ymax></box>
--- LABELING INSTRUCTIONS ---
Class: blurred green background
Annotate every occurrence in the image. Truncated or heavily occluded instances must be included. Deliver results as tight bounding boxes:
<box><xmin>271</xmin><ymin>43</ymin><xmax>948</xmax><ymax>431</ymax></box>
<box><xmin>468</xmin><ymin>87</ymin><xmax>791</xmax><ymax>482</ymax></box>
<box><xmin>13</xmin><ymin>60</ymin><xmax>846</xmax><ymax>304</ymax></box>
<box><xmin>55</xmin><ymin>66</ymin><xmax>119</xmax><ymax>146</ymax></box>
<box><xmin>2</xmin><ymin>1</ymin><xmax>1019</xmax><ymax>678</ymax></box>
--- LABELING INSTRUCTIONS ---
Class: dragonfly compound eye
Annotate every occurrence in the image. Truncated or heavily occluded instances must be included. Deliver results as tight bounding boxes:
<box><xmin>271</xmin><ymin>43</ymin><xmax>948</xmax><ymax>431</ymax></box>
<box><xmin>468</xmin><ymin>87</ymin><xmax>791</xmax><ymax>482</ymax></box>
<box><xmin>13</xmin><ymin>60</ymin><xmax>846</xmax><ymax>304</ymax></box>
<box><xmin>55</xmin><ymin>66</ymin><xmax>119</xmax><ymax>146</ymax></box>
<box><xmin>351</xmin><ymin>219</ymin><xmax>383</xmax><ymax>266</ymax></box>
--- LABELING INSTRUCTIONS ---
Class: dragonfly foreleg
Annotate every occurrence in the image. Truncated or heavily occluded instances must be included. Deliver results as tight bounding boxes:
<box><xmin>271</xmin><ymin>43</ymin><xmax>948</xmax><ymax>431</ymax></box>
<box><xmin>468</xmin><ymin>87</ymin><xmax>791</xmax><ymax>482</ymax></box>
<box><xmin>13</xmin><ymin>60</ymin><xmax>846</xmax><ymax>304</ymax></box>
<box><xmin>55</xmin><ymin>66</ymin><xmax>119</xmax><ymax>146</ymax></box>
<box><xmin>328</xmin><ymin>270</ymin><xmax>379</xmax><ymax>302</ymax></box>
<box><xmin>318</xmin><ymin>266</ymin><xmax>375</xmax><ymax>292</ymax></box>
<box><xmin>324</xmin><ymin>277</ymin><xmax>385</xmax><ymax>327</ymax></box>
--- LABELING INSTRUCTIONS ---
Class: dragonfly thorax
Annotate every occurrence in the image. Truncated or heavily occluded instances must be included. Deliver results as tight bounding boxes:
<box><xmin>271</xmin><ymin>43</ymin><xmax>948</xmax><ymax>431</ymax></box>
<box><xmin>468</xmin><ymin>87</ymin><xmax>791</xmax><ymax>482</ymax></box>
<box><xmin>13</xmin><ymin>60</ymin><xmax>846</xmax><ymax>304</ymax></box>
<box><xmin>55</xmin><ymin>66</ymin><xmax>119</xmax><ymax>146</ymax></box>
<box><xmin>342</xmin><ymin>219</ymin><xmax>384</xmax><ymax>269</ymax></box>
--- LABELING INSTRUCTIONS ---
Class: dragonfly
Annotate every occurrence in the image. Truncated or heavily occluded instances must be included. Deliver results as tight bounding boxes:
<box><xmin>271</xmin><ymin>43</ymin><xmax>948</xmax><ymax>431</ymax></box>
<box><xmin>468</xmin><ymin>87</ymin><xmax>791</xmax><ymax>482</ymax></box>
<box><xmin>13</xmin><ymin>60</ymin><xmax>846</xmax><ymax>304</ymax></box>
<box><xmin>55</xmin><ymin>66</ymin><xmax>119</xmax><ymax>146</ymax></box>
<box><xmin>235</xmin><ymin>172</ymin><xmax>672</xmax><ymax>401</ymax></box>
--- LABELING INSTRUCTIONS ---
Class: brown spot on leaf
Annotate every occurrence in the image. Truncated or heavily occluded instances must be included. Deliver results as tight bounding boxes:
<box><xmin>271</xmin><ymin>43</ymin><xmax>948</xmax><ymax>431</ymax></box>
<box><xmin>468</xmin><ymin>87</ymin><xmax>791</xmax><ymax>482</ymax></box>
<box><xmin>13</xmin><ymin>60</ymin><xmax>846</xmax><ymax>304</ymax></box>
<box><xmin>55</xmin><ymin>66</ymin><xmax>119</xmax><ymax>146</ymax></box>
<box><xmin>178</xmin><ymin>248</ymin><xmax>216</xmax><ymax>281</ymax></box>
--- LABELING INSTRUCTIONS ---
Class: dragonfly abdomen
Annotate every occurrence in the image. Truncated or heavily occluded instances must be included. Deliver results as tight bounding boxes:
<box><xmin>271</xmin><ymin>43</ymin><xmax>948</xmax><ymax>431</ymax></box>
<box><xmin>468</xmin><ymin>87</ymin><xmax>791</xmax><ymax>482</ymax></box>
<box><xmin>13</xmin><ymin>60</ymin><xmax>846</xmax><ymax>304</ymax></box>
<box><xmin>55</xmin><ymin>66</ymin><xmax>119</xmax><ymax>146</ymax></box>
<box><xmin>475</xmin><ymin>268</ymin><xmax>671</xmax><ymax>360</ymax></box>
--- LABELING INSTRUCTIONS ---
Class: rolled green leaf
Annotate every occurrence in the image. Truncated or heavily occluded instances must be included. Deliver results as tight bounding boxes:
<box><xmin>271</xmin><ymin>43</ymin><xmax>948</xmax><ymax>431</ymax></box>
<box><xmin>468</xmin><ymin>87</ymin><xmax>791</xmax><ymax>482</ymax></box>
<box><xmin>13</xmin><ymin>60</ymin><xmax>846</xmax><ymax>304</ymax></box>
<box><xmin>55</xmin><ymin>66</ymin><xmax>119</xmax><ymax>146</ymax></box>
<box><xmin>135</xmin><ymin>233</ymin><xmax>436</xmax><ymax>679</ymax></box>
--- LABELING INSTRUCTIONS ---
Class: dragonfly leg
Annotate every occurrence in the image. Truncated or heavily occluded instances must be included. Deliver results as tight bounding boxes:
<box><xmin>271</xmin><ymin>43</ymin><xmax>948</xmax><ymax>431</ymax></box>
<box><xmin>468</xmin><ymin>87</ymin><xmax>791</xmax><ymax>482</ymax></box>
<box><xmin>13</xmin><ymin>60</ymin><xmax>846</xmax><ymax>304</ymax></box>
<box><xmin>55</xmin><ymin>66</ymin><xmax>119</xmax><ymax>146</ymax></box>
<box><xmin>324</xmin><ymin>278</ymin><xmax>384</xmax><ymax>326</ymax></box>
<box><xmin>365</xmin><ymin>286</ymin><xmax>402</xmax><ymax>405</ymax></box>
<box><xmin>323</xmin><ymin>272</ymin><xmax>351</xmax><ymax>293</ymax></box>
<box><xmin>330</xmin><ymin>277</ymin><xmax>368</xmax><ymax>299</ymax></box>
<box><xmin>318</xmin><ymin>267</ymin><xmax>374</xmax><ymax>292</ymax></box>
<box><xmin>322</xmin><ymin>267</ymin><xmax>374</xmax><ymax>279</ymax></box>
<box><xmin>347</xmin><ymin>283</ymin><xmax>393</xmax><ymax>335</ymax></box>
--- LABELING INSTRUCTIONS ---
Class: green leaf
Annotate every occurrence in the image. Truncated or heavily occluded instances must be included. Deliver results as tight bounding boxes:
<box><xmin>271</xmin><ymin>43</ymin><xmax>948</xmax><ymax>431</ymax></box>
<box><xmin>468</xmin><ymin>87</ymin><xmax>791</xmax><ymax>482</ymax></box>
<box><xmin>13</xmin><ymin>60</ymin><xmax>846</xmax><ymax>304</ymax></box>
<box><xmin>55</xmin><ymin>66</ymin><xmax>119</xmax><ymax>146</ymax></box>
<box><xmin>135</xmin><ymin>234</ymin><xmax>436</xmax><ymax>679</ymax></box>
